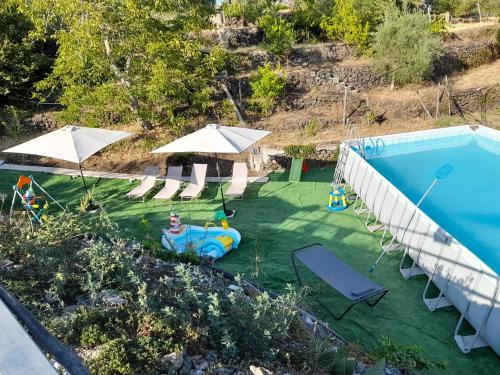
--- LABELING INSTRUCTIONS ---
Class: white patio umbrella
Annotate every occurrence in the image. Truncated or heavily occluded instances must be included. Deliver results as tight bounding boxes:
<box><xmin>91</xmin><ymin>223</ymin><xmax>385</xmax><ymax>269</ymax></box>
<box><xmin>152</xmin><ymin>123</ymin><xmax>270</xmax><ymax>217</ymax></box>
<box><xmin>3</xmin><ymin>125</ymin><xmax>132</xmax><ymax>194</ymax></box>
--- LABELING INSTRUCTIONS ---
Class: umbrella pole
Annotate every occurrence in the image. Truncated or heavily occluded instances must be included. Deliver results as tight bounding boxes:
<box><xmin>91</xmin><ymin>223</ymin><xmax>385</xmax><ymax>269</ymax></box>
<box><xmin>215</xmin><ymin>154</ymin><xmax>235</xmax><ymax>218</ymax></box>
<box><xmin>79</xmin><ymin>164</ymin><xmax>90</xmax><ymax>195</ymax></box>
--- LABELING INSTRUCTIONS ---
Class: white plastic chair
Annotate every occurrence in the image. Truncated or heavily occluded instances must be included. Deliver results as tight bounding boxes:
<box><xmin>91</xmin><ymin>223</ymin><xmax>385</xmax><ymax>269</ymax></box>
<box><xmin>179</xmin><ymin>164</ymin><xmax>207</xmax><ymax>200</ymax></box>
<box><xmin>226</xmin><ymin>162</ymin><xmax>248</xmax><ymax>200</ymax></box>
<box><xmin>153</xmin><ymin>166</ymin><xmax>183</xmax><ymax>204</ymax></box>
<box><xmin>126</xmin><ymin>165</ymin><xmax>160</xmax><ymax>202</ymax></box>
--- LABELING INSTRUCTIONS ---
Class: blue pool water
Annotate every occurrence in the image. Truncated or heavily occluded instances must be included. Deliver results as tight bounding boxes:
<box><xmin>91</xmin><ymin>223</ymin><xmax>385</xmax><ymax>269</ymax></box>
<box><xmin>366</xmin><ymin>134</ymin><xmax>500</xmax><ymax>275</ymax></box>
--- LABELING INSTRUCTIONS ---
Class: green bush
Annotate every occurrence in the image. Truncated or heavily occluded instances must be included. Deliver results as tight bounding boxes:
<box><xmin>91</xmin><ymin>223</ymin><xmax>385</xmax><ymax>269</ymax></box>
<box><xmin>283</xmin><ymin>144</ymin><xmax>316</xmax><ymax>159</ymax></box>
<box><xmin>172</xmin><ymin>267</ymin><xmax>304</xmax><ymax>360</ymax></box>
<box><xmin>428</xmin><ymin>16</ymin><xmax>448</xmax><ymax>34</ymax></box>
<box><xmin>291</xmin><ymin>0</ymin><xmax>335</xmax><ymax>40</ymax></box>
<box><xmin>372</xmin><ymin>336</ymin><xmax>446</xmax><ymax>373</ymax></box>
<box><xmin>222</xmin><ymin>0</ymin><xmax>276</xmax><ymax>24</ymax></box>
<box><xmin>0</xmin><ymin>210</ymin><xmax>336</xmax><ymax>374</ymax></box>
<box><xmin>320</xmin><ymin>0</ymin><xmax>370</xmax><ymax>51</ymax></box>
<box><xmin>353</xmin><ymin>0</ymin><xmax>395</xmax><ymax>28</ymax></box>
<box><xmin>249</xmin><ymin>63</ymin><xmax>287</xmax><ymax>115</ymax></box>
<box><xmin>0</xmin><ymin>4</ymin><xmax>52</xmax><ymax>103</ymax></box>
<box><xmin>372</xmin><ymin>6</ymin><xmax>442</xmax><ymax>85</ymax></box>
<box><xmin>258</xmin><ymin>13</ymin><xmax>296</xmax><ymax>57</ymax></box>
<box><xmin>0</xmin><ymin>106</ymin><xmax>28</xmax><ymax>138</ymax></box>
<box><xmin>304</xmin><ymin>118</ymin><xmax>318</xmax><ymax>137</ymax></box>
<box><xmin>432</xmin><ymin>0</ymin><xmax>500</xmax><ymax>17</ymax></box>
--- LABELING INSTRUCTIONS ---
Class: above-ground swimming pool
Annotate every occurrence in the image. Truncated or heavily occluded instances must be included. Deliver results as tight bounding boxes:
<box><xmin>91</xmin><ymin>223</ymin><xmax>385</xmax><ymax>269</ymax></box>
<box><xmin>341</xmin><ymin>125</ymin><xmax>500</xmax><ymax>356</ymax></box>
<box><xmin>367</xmin><ymin>133</ymin><xmax>500</xmax><ymax>275</ymax></box>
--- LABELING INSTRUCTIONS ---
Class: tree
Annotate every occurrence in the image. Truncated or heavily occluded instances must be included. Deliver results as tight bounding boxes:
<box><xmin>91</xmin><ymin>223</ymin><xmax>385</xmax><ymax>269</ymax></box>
<box><xmin>249</xmin><ymin>63</ymin><xmax>286</xmax><ymax>115</ymax></box>
<box><xmin>353</xmin><ymin>0</ymin><xmax>396</xmax><ymax>28</ymax></box>
<box><xmin>0</xmin><ymin>3</ymin><xmax>51</xmax><ymax>104</ymax></box>
<box><xmin>431</xmin><ymin>0</ymin><xmax>500</xmax><ymax>17</ymax></box>
<box><xmin>320</xmin><ymin>0</ymin><xmax>370</xmax><ymax>51</ymax></box>
<box><xmin>372</xmin><ymin>7</ymin><xmax>442</xmax><ymax>86</ymax></box>
<box><xmin>292</xmin><ymin>0</ymin><xmax>335</xmax><ymax>39</ymax></box>
<box><xmin>257</xmin><ymin>14</ymin><xmax>296</xmax><ymax>57</ymax></box>
<box><xmin>222</xmin><ymin>0</ymin><xmax>276</xmax><ymax>24</ymax></box>
<box><xmin>15</xmin><ymin>0</ymin><xmax>227</xmax><ymax>130</ymax></box>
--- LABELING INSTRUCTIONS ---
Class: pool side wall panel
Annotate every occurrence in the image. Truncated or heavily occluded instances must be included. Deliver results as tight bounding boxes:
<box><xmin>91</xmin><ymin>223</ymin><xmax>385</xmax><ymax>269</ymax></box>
<box><xmin>342</xmin><ymin>125</ymin><xmax>500</xmax><ymax>355</ymax></box>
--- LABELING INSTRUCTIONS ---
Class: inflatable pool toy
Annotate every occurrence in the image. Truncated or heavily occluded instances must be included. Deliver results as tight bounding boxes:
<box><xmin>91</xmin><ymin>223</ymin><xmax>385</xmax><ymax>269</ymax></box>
<box><xmin>326</xmin><ymin>188</ymin><xmax>348</xmax><ymax>212</ymax></box>
<box><xmin>161</xmin><ymin>210</ymin><xmax>241</xmax><ymax>259</ymax></box>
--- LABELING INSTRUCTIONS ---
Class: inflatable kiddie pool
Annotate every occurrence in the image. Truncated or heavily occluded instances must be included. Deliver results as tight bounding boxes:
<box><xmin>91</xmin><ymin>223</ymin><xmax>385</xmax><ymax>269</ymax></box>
<box><xmin>161</xmin><ymin>224</ymin><xmax>241</xmax><ymax>260</ymax></box>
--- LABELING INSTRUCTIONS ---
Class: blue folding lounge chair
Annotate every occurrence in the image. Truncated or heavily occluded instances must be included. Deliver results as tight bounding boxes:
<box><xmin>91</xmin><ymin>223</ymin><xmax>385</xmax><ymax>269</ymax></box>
<box><xmin>291</xmin><ymin>243</ymin><xmax>388</xmax><ymax>320</ymax></box>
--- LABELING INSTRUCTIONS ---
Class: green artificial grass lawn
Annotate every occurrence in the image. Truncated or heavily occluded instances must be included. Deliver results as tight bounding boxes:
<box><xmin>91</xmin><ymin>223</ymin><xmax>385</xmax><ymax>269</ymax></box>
<box><xmin>0</xmin><ymin>167</ymin><xmax>498</xmax><ymax>374</ymax></box>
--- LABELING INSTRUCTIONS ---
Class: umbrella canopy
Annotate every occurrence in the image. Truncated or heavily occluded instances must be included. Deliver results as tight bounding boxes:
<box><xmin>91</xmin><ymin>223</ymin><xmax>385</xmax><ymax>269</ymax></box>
<box><xmin>151</xmin><ymin>124</ymin><xmax>270</xmax><ymax>154</ymax></box>
<box><xmin>4</xmin><ymin>125</ymin><xmax>132</xmax><ymax>164</ymax></box>
<box><xmin>4</xmin><ymin>125</ymin><xmax>133</xmax><ymax>198</ymax></box>
<box><xmin>152</xmin><ymin>124</ymin><xmax>270</xmax><ymax>217</ymax></box>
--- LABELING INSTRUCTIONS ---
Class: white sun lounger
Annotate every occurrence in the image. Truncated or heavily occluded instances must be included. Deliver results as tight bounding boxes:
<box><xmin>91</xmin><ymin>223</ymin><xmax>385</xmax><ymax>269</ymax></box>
<box><xmin>126</xmin><ymin>165</ymin><xmax>160</xmax><ymax>202</ymax></box>
<box><xmin>226</xmin><ymin>162</ymin><xmax>248</xmax><ymax>199</ymax></box>
<box><xmin>152</xmin><ymin>166</ymin><xmax>183</xmax><ymax>204</ymax></box>
<box><xmin>180</xmin><ymin>164</ymin><xmax>207</xmax><ymax>200</ymax></box>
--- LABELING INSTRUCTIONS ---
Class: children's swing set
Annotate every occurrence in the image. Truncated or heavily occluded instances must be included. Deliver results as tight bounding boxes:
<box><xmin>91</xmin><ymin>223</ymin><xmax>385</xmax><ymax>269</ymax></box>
<box><xmin>9</xmin><ymin>175</ymin><xmax>64</xmax><ymax>224</ymax></box>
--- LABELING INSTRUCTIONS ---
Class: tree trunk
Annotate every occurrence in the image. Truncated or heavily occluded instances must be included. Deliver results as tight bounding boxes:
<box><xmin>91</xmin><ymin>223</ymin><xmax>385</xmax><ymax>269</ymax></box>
<box><xmin>103</xmin><ymin>38</ymin><xmax>152</xmax><ymax>130</ymax></box>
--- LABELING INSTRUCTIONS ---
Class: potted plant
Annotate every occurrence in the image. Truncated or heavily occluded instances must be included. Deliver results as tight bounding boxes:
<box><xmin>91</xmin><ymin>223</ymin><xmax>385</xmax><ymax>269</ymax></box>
<box><xmin>284</xmin><ymin>144</ymin><xmax>315</xmax><ymax>182</ymax></box>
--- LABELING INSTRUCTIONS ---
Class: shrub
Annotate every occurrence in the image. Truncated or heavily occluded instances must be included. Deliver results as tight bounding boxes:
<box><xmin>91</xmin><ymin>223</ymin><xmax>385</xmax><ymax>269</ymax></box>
<box><xmin>249</xmin><ymin>63</ymin><xmax>287</xmax><ymax>114</ymax></box>
<box><xmin>283</xmin><ymin>144</ymin><xmax>316</xmax><ymax>159</ymax></box>
<box><xmin>0</xmin><ymin>211</ymin><xmax>340</xmax><ymax>374</ymax></box>
<box><xmin>432</xmin><ymin>0</ymin><xmax>500</xmax><ymax>17</ymax></box>
<box><xmin>291</xmin><ymin>0</ymin><xmax>335</xmax><ymax>40</ymax></box>
<box><xmin>257</xmin><ymin>13</ymin><xmax>296</xmax><ymax>57</ymax></box>
<box><xmin>171</xmin><ymin>267</ymin><xmax>304</xmax><ymax>360</ymax></box>
<box><xmin>372</xmin><ymin>6</ymin><xmax>442</xmax><ymax>86</ymax></box>
<box><xmin>353</xmin><ymin>0</ymin><xmax>395</xmax><ymax>28</ymax></box>
<box><xmin>304</xmin><ymin>118</ymin><xmax>318</xmax><ymax>137</ymax></box>
<box><xmin>320</xmin><ymin>0</ymin><xmax>370</xmax><ymax>51</ymax></box>
<box><xmin>0</xmin><ymin>106</ymin><xmax>28</xmax><ymax>138</ymax></box>
<box><xmin>372</xmin><ymin>336</ymin><xmax>446</xmax><ymax>373</ymax></box>
<box><xmin>428</xmin><ymin>16</ymin><xmax>448</xmax><ymax>35</ymax></box>
<box><xmin>222</xmin><ymin>0</ymin><xmax>276</xmax><ymax>24</ymax></box>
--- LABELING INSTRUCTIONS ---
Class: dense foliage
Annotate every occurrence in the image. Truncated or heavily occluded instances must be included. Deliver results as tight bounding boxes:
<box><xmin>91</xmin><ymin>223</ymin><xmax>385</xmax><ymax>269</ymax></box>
<box><xmin>0</xmin><ymin>211</ymin><xmax>341</xmax><ymax>374</ymax></box>
<box><xmin>372</xmin><ymin>6</ymin><xmax>442</xmax><ymax>85</ymax></box>
<box><xmin>258</xmin><ymin>13</ymin><xmax>296</xmax><ymax>57</ymax></box>
<box><xmin>249</xmin><ymin>63</ymin><xmax>287</xmax><ymax>115</ymax></box>
<box><xmin>291</xmin><ymin>0</ymin><xmax>335</xmax><ymax>40</ymax></box>
<box><xmin>222</xmin><ymin>0</ymin><xmax>276</xmax><ymax>24</ymax></box>
<box><xmin>431</xmin><ymin>0</ymin><xmax>500</xmax><ymax>17</ymax></box>
<box><xmin>283</xmin><ymin>144</ymin><xmax>316</xmax><ymax>159</ymax></box>
<box><xmin>13</xmin><ymin>0</ymin><xmax>227</xmax><ymax>130</ymax></box>
<box><xmin>320</xmin><ymin>0</ymin><xmax>370</xmax><ymax>51</ymax></box>
<box><xmin>372</xmin><ymin>336</ymin><xmax>446</xmax><ymax>373</ymax></box>
<box><xmin>0</xmin><ymin>4</ymin><xmax>51</xmax><ymax>104</ymax></box>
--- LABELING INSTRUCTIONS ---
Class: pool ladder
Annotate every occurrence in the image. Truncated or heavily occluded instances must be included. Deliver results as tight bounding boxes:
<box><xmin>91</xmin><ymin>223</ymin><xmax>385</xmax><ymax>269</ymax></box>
<box><xmin>331</xmin><ymin>124</ymin><xmax>362</xmax><ymax>191</ymax></box>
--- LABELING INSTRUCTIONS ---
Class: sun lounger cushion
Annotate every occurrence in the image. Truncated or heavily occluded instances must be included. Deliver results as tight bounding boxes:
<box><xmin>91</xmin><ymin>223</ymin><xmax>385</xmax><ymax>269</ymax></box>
<box><xmin>153</xmin><ymin>166</ymin><xmax>183</xmax><ymax>200</ymax></box>
<box><xmin>293</xmin><ymin>244</ymin><xmax>386</xmax><ymax>302</ymax></box>
<box><xmin>226</xmin><ymin>162</ymin><xmax>248</xmax><ymax>197</ymax></box>
<box><xmin>126</xmin><ymin>165</ymin><xmax>160</xmax><ymax>198</ymax></box>
<box><xmin>180</xmin><ymin>164</ymin><xmax>207</xmax><ymax>199</ymax></box>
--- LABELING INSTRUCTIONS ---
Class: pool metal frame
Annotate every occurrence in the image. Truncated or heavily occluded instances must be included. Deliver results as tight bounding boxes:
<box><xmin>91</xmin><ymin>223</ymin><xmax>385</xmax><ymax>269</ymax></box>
<box><xmin>340</xmin><ymin>125</ymin><xmax>500</xmax><ymax>355</ymax></box>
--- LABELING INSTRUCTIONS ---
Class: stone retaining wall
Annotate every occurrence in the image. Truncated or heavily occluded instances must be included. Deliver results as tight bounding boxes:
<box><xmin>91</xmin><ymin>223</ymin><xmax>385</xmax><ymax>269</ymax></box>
<box><xmin>221</xmin><ymin>27</ymin><xmax>263</xmax><ymax>49</ymax></box>
<box><xmin>232</xmin><ymin>42</ymin><xmax>353</xmax><ymax>72</ymax></box>
<box><xmin>287</xmin><ymin>64</ymin><xmax>387</xmax><ymax>92</ymax></box>
<box><xmin>452</xmin><ymin>85</ymin><xmax>500</xmax><ymax>114</ymax></box>
<box><xmin>434</xmin><ymin>41</ymin><xmax>500</xmax><ymax>77</ymax></box>
<box><xmin>251</xmin><ymin>145</ymin><xmax>339</xmax><ymax>172</ymax></box>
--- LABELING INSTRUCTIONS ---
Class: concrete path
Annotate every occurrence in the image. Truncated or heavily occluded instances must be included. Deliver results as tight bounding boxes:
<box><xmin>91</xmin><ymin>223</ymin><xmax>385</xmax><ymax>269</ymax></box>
<box><xmin>0</xmin><ymin>161</ymin><xmax>269</xmax><ymax>183</ymax></box>
<box><xmin>0</xmin><ymin>299</ymin><xmax>57</xmax><ymax>375</ymax></box>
